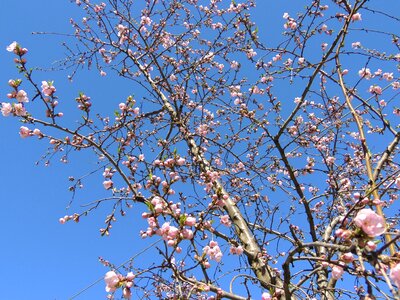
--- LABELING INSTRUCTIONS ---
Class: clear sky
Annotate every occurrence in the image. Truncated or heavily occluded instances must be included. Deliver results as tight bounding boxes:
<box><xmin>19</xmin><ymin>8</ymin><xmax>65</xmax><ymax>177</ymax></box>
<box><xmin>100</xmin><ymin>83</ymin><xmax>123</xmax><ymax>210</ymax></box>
<box><xmin>1</xmin><ymin>1</ymin><xmax>400</xmax><ymax>300</ymax></box>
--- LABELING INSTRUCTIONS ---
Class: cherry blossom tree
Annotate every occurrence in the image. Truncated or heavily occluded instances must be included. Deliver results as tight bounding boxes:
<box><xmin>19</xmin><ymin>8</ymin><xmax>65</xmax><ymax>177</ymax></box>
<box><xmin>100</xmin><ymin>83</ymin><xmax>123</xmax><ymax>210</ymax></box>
<box><xmin>3</xmin><ymin>0</ymin><xmax>400</xmax><ymax>299</ymax></box>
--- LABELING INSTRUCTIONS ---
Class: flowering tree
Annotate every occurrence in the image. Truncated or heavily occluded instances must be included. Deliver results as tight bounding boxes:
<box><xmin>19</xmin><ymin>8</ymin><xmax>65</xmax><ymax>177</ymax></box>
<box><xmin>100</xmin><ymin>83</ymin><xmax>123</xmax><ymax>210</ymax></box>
<box><xmin>3</xmin><ymin>0</ymin><xmax>400</xmax><ymax>299</ymax></box>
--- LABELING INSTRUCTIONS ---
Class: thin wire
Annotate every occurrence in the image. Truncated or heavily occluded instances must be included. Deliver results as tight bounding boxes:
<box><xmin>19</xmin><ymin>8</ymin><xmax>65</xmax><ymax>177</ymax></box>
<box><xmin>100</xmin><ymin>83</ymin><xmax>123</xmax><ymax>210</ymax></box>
<box><xmin>68</xmin><ymin>239</ymin><xmax>162</xmax><ymax>300</ymax></box>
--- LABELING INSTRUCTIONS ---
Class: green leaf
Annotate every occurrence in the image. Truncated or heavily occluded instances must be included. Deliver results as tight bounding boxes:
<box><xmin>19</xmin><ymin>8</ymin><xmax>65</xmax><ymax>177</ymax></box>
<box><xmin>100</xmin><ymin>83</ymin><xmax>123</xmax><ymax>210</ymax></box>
<box><xmin>179</xmin><ymin>215</ymin><xmax>187</xmax><ymax>227</ymax></box>
<box><xmin>145</xmin><ymin>200</ymin><xmax>155</xmax><ymax>212</ymax></box>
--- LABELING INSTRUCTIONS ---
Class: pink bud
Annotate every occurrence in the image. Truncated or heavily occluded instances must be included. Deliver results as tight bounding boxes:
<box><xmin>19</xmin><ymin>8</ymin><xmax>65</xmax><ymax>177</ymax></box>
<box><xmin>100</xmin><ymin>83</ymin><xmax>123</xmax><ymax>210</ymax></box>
<box><xmin>185</xmin><ymin>216</ymin><xmax>196</xmax><ymax>226</ymax></box>
<box><xmin>351</xmin><ymin>13</ymin><xmax>362</xmax><ymax>22</ymax></box>
<box><xmin>331</xmin><ymin>265</ymin><xmax>344</xmax><ymax>280</ymax></box>
<box><xmin>262</xmin><ymin>292</ymin><xmax>272</xmax><ymax>300</ymax></box>
<box><xmin>176</xmin><ymin>157</ymin><xmax>186</xmax><ymax>166</ymax></box>
<box><xmin>126</xmin><ymin>272</ymin><xmax>135</xmax><ymax>281</ymax></box>
<box><xmin>119</xmin><ymin>103</ymin><xmax>126</xmax><ymax>110</ymax></box>
<box><xmin>103</xmin><ymin>180</ymin><xmax>113</xmax><ymax>190</ymax></box>
<box><xmin>123</xmin><ymin>287</ymin><xmax>131</xmax><ymax>299</ymax></box>
<box><xmin>335</xmin><ymin>229</ymin><xmax>343</xmax><ymax>237</ymax></box>
<box><xmin>33</xmin><ymin>129</ymin><xmax>41</xmax><ymax>136</ymax></box>
<box><xmin>209</xmin><ymin>240</ymin><xmax>218</xmax><ymax>247</ymax></box>
<box><xmin>341</xmin><ymin>252</ymin><xmax>354</xmax><ymax>263</ymax></box>
<box><xmin>365</xmin><ymin>241</ymin><xmax>377</xmax><ymax>251</ymax></box>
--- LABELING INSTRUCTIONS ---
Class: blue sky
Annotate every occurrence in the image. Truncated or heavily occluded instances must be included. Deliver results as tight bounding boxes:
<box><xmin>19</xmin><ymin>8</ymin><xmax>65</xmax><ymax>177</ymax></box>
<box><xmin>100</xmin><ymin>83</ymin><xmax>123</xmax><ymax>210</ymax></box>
<box><xmin>1</xmin><ymin>1</ymin><xmax>400</xmax><ymax>299</ymax></box>
<box><xmin>0</xmin><ymin>1</ymin><xmax>149</xmax><ymax>299</ymax></box>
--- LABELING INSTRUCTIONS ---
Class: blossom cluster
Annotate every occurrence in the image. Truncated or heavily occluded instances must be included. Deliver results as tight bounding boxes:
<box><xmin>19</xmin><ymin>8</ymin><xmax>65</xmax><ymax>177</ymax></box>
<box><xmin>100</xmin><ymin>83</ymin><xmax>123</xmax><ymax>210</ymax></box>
<box><xmin>104</xmin><ymin>270</ymin><xmax>134</xmax><ymax>299</ymax></box>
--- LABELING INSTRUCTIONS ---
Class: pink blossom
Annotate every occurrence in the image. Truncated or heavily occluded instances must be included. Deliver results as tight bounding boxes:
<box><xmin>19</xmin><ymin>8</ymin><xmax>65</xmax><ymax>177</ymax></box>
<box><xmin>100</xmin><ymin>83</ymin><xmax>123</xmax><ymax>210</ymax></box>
<box><xmin>390</xmin><ymin>263</ymin><xmax>400</xmax><ymax>287</ymax></box>
<box><xmin>181</xmin><ymin>228</ymin><xmax>193</xmax><ymax>240</ymax></box>
<box><xmin>284</xmin><ymin>20</ymin><xmax>297</xmax><ymax>30</ymax></box>
<box><xmin>374</xmin><ymin>69</ymin><xmax>382</xmax><ymax>76</ymax></box>
<box><xmin>185</xmin><ymin>216</ymin><xmax>196</xmax><ymax>226</ymax></box>
<box><xmin>203</xmin><ymin>52</ymin><xmax>214</xmax><ymax>62</ymax></box>
<box><xmin>140</xmin><ymin>16</ymin><xmax>152</xmax><ymax>26</ymax></box>
<box><xmin>94</xmin><ymin>3</ymin><xmax>106</xmax><ymax>12</ymax></box>
<box><xmin>19</xmin><ymin>126</ymin><xmax>31</xmax><ymax>138</ymax></box>
<box><xmin>6</xmin><ymin>41</ymin><xmax>18</xmax><ymax>52</ymax></box>
<box><xmin>272</xmin><ymin>54</ymin><xmax>281</xmax><ymax>62</ymax></box>
<box><xmin>16</xmin><ymin>90</ymin><xmax>28</xmax><ymax>103</ymax></box>
<box><xmin>8</xmin><ymin>79</ymin><xmax>20</xmax><ymax>88</ymax></box>
<box><xmin>352</xmin><ymin>42</ymin><xmax>361</xmax><ymax>49</ymax></box>
<box><xmin>282</xmin><ymin>13</ymin><xmax>289</xmax><ymax>19</ymax></box>
<box><xmin>369</xmin><ymin>85</ymin><xmax>382</xmax><ymax>95</ymax></box>
<box><xmin>331</xmin><ymin>265</ymin><xmax>344</xmax><ymax>280</ymax></box>
<box><xmin>14</xmin><ymin>103</ymin><xmax>26</xmax><ymax>116</ymax></box>
<box><xmin>326</xmin><ymin>156</ymin><xmax>335</xmax><ymax>165</ymax></box>
<box><xmin>104</xmin><ymin>271</ymin><xmax>120</xmax><ymax>292</ymax></box>
<box><xmin>358</xmin><ymin>68</ymin><xmax>371</xmax><ymax>79</ymax></box>
<box><xmin>157</xmin><ymin>222</ymin><xmax>179</xmax><ymax>244</ymax></box>
<box><xmin>169</xmin><ymin>74</ymin><xmax>177</xmax><ymax>81</ymax></box>
<box><xmin>151</xmin><ymin>196</ymin><xmax>166</xmax><ymax>213</ymax></box>
<box><xmin>230</xmin><ymin>60</ymin><xmax>239</xmax><ymax>69</ymax></box>
<box><xmin>395</xmin><ymin>177</ymin><xmax>400</xmax><ymax>188</ymax></box>
<box><xmin>1</xmin><ymin>102</ymin><xmax>12</xmax><ymax>116</ymax></box>
<box><xmin>203</xmin><ymin>240</ymin><xmax>223</xmax><ymax>262</ymax></box>
<box><xmin>119</xmin><ymin>103</ymin><xmax>127</xmax><ymax>111</ymax></box>
<box><xmin>246</xmin><ymin>49</ymin><xmax>257</xmax><ymax>59</ymax></box>
<box><xmin>235</xmin><ymin>245</ymin><xmax>244</xmax><ymax>255</ymax></box>
<box><xmin>262</xmin><ymin>292</ymin><xmax>272</xmax><ymax>300</ymax></box>
<box><xmin>321</xmin><ymin>261</ymin><xmax>329</xmax><ymax>268</ymax></box>
<box><xmin>354</xmin><ymin>208</ymin><xmax>386</xmax><ymax>237</ymax></box>
<box><xmin>103</xmin><ymin>167</ymin><xmax>114</xmax><ymax>178</ymax></box>
<box><xmin>103</xmin><ymin>180</ymin><xmax>113</xmax><ymax>190</ymax></box>
<box><xmin>230</xmin><ymin>245</ymin><xmax>244</xmax><ymax>255</ymax></box>
<box><xmin>351</xmin><ymin>13</ymin><xmax>362</xmax><ymax>22</ymax></box>
<box><xmin>220</xmin><ymin>215</ymin><xmax>232</xmax><ymax>227</ymax></box>
<box><xmin>382</xmin><ymin>72</ymin><xmax>393</xmax><ymax>81</ymax></box>
<box><xmin>335</xmin><ymin>229</ymin><xmax>352</xmax><ymax>239</ymax></box>
<box><xmin>41</xmin><ymin>81</ymin><xmax>56</xmax><ymax>96</ymax></box>
<box><xmin>176</xmin><ymin>157</ymin><xmax>186</xmax><ymax>166</ymax></box>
